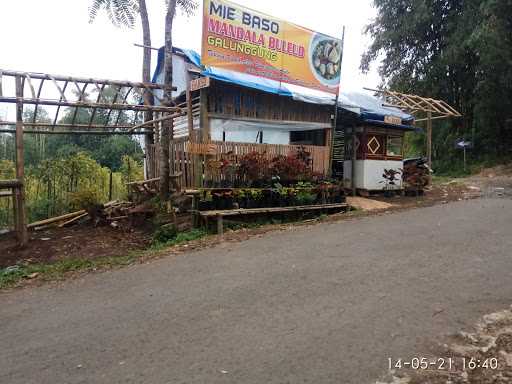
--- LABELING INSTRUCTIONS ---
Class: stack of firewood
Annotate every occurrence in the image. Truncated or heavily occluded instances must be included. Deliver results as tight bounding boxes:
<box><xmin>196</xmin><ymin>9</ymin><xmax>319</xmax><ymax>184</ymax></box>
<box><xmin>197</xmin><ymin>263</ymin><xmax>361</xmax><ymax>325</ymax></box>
<box><xmin>402</xmin><ymin>157</ymin><xmax>432</xmax><ymax>194</ymax></box>
<box><xmin>27</xmin><ymin>200</ymin><xmax>154</xmax><ymax>231</ymax></box>
<box><xmin>28</xmin><ymin>175</ymin><xmax>191</xmax><ymax>231</ymax></box>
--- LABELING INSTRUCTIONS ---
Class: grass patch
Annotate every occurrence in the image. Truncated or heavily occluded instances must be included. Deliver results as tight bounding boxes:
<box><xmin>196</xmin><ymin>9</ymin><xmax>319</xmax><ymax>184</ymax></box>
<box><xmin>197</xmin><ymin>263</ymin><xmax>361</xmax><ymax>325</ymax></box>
<box><xmin>151</xmin><ymin>228</ymin><xmax>208</xmax><ymax>250</ymax></box>
<box><xmin>224</xmin><ymin>218</ymin><xmax>274</xmax><ymax>231</ymax></box>
<box><xmin>0</xmin><ymin>227</ymin><xmax>209</xmax><ymax>289</ymax></box>
<box><xmin>0</xmin><ymin>253</ymin><xmax>138</xmax><ymax>290</ymax></box>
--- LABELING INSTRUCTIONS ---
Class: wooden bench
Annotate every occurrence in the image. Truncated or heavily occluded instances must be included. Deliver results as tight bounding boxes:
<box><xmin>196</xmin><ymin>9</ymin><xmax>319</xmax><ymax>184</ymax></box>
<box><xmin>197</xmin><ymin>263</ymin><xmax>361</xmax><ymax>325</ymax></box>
<box><xmin>198</xmin><ymin>203</ymin><xmax>349</xmax><ymax>236</ymax></box>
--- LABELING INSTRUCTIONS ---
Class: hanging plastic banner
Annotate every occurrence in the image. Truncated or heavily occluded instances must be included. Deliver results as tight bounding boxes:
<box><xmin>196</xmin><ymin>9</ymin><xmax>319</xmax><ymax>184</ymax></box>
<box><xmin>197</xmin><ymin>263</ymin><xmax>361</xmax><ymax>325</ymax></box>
<box><xmin>202</xmin><ymin>0</ymin><xmax>342</xmax><ymax>94</ymax></box>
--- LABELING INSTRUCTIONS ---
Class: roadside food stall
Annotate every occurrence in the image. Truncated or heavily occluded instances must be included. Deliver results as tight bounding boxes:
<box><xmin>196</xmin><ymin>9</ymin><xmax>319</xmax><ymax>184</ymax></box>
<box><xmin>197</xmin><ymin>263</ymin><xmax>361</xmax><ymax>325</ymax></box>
<box><xmin>336</xmin><ymin>92</ymin><xmax>417</xmax><ymax>193</ymax></box>
<box><xmin>149</xmin><ymin>0</ymin><xmax>420</xmax><ymax>193</ymax></box>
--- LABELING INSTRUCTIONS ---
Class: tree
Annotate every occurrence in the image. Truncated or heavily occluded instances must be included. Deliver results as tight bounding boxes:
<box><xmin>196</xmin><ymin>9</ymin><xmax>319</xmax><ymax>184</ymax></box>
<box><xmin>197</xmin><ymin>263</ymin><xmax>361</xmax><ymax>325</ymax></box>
<box><xmin>89</xmin><ymin>0</ymin><xmax>153</xmax><ymax>117</ymax></box>
<box><xmin>362</xmin><ymin>0</ymin><xmax>512</xmax><ymax>170</ymax></box>
<box><xmin>160</xmin><ymin>0</ymin><xmax>198</xmax><ymax>200</ymax></box>
<box><xmin>89</xmin><ymin>0</ymin><xmax>198</xmax><ymax>196</ymax></box>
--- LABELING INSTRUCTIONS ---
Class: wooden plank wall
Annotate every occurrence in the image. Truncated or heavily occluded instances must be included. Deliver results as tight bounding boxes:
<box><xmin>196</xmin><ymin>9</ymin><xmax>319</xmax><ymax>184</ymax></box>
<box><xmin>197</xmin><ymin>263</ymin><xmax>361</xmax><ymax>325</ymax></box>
<box><xmin>147</xmin><ymin>140</ymin><xmax>330</xmax><ymax>188</ymax></box>
<box><xmin>209</xmin><ymin>82</ymin><xmax>332</xmax><ymax>124</ymax></box>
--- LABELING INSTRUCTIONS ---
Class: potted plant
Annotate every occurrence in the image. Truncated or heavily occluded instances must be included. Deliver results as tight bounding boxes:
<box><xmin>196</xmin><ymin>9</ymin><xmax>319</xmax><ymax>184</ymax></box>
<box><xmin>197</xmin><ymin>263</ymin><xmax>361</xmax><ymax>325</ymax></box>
<box><xmin>235</xmin><ymin>189</ymin><xmax>247</xmax><ymax>209</ymax></box>
<box><xmin>249</xmin><ymin>189</ymin><xmax>263</xmax><ymax>208</ymax></box>
<box><xmin>198</xmin><ymin>191</ymin><xmax>213</xmax><ymax>211</ymax></box>
<box><xmin>295</xmin><ymin>183</ymin><xmax>316</xmax><ymax>206</ymax></box>
<box><xmin>381</xmin><ymin>169</ymin><xmax>402</xmax><ymax>197</ymax></box>
<box><xmin>286</xmin><ymin>187</ymin><xmax>298</xmax><ymax>206</ymax></box>
<box><xmin>238</xmin><ymin>152</ymin><xmax>268</xmax><ymax>187</ymax></box>
<box><xmin>271</xmin><ymin>178</ymin><xmax>288</xmax><ymax>207</ymax></box>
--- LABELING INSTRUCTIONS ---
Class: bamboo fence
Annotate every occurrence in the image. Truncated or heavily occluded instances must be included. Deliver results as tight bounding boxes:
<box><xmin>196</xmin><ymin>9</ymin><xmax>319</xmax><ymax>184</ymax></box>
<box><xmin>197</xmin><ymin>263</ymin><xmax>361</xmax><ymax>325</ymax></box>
<box><xmin>147</xmin><ymin>139</ymin><xmax>330</xmax><ymax>188</ymax></box>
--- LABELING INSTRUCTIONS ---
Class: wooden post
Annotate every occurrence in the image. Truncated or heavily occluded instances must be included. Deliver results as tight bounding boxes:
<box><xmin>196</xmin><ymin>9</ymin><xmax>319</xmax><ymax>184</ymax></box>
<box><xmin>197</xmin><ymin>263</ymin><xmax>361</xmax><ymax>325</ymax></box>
<box><xmin>329</xmin><ymin>26</ymin><xmax>345</xmax><ymax>178</ymax></box>
<box><xmin>186</xmin><ymin>87</ymin><xmax>194</xmax><ymax>140</ymax></box>
<box><xmin>426</xmin><ymin>111</ymin><xmax>432</xmax><ymax>168</ymax></box>
<box><xmin>200</xmin><ymin>88</ymin><xmax>210</xmax><ymax>143</ymax></box>
<box><xmin>191</xmin><ymin>192</ymin><xmax>199</xmax><ymax>228</ymax></box>
<box><xmin>426</xmin><ymin>111</ymin><xmax>433</xmax><ymax>185</ymax></box>
<box><xmin>160</xmin><ymin>120</ymin><xmax>171</xmax><ymax>200</ymax></box>
<box><xmin>194</xmin><ymin>88</ymin><xmax>210</xmax><ymax>187</ymax></box>
<box><xmin>217</xmin><ymin>214</ymin><xmax>223</xmax><ymax>237</ymax></box>
<box><xmin>351</xmin><ymin>126</ymin><xmax>357</xmax><ymax>197</ymax></box>
<box><xmin>328</xmin><ymin>111</ymin><xmax>335</xmax><ymax>178</ymax></box>
<box><xmin>15</xmin><ymin>75</ymin><xmax>28</xmax><ymax>247</ymax></box>
<box><xmin>463</xmin><ymin>146</ymin><xmax>467</xmax><ymax>172</ymax></box>
<box><xmin>12</xmin><ymin>190</ymin><xmax>17</xmax><ymax>235</ymax></box>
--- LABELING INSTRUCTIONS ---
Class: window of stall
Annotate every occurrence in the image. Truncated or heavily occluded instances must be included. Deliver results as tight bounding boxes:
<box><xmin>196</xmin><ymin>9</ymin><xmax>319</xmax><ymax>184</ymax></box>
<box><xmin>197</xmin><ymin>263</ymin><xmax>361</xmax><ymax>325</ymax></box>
<box><xmin>386</xmin><ymin>136</ymin><xmax>403</xmax><ymax>158</ymax></box>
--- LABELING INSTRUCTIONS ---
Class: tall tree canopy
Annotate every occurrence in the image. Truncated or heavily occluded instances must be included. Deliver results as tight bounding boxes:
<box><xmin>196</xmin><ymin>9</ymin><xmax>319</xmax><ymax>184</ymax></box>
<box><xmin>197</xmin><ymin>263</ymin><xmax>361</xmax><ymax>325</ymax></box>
<box><xmin>88</xmin><ymin>0</ymin><xmax>139</xmax><ymax>27</ymax></box>
<box><xmin>362</xmin><ymin>0</ymin><xmax>512</xmax><ymax>168</ymax></box>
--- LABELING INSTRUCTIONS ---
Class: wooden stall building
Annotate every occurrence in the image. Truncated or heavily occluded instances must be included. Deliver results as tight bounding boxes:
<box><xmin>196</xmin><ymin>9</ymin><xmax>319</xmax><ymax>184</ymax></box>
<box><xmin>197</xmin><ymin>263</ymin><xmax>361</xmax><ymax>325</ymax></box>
<box><xmin>149</xmin><ymin>48</ymin><xmax>424</xmax><ymax>193</ymax></box>
<box><xmin>148</xmin><ymin>48</ymin><xmax>335</xmax><ymax>188</ymax></box>
<box><xmin>334</xmin><ymin>92</ymin><xmax>417</xmax><ymax>193</ymax></box>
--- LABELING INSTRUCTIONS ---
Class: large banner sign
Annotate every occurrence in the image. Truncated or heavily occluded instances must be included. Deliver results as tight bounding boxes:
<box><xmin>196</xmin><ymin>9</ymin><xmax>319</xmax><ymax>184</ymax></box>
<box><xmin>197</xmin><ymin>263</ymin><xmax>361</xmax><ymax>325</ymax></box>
<box><xmin>202</xmin><ymin>0</ymin><xmax>342</xmax><ymax>94</ymax></box>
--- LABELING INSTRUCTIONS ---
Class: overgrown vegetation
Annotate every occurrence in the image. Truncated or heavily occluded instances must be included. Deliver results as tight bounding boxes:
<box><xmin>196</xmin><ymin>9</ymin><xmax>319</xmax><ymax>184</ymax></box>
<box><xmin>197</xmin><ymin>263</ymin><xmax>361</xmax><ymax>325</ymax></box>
<box><xmin>0</xmin><ymin>94</ymin><xmax>145</xmax><ymax>228</ymax></box>
<box><xmin>363</xmin><ymin>0</ymin><xmax>512</xmax><ymax>175</ymax></box>
<box><xmin>151</xmin><ymin>228</ymin><xmax>208</xmax><ymax>249</ymax></box>
<box><xmin>0</xmin><ymin>150</ymin><xmax>143</xmax><ymax>227</ymax></box>
<box><xmin>0</xmin><ymin>253</ymin><xmax>139</xmax><ymax>290</ymax></box>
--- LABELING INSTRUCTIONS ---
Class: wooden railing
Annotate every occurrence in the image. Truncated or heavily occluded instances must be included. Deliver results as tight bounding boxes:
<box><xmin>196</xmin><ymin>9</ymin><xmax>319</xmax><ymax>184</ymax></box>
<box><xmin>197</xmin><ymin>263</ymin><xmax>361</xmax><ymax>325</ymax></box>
<box><xmin>147</xmin><ymin>140</ymin><xmax>330</xmax><ymax>188</ymax></box>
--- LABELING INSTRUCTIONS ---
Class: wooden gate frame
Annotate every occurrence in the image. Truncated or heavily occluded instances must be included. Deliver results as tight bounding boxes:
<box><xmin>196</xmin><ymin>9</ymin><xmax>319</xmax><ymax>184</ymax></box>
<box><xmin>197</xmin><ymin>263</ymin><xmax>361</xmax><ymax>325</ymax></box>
<box><xmin>0</xmin><ymin>69</ymin><xmax>182</xmax><ymax>247</ymax></box>
<box><xmin>365</xmin><ymin>88</ymin><xmax>462</xmax><ymax>167</ymax></box>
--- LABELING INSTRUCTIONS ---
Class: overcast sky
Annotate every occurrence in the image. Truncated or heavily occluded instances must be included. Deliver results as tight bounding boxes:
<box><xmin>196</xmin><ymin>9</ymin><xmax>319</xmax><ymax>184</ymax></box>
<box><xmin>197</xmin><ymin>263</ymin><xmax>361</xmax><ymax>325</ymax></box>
<box><xmin>0</xmin><ymin>0</ymin><xmax>381</xmax><ymax>103</ymax></box>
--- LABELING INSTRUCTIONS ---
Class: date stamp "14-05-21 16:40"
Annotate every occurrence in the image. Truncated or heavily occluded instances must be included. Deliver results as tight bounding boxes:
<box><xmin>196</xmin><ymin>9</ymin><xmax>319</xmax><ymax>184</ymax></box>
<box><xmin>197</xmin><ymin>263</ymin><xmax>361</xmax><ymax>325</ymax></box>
<box><xmin>388</xmin><ymin>357</ymin><xmax>499</xmax><ymax>372</ymax></box>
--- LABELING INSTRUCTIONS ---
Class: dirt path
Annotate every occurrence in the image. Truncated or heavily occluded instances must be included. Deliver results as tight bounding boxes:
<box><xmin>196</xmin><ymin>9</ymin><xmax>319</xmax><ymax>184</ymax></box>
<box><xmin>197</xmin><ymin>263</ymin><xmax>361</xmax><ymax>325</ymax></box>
<box><xmin>1</xmin><ymin>198</ymin><xmax>512</xmax><ymax>384</ymax></box>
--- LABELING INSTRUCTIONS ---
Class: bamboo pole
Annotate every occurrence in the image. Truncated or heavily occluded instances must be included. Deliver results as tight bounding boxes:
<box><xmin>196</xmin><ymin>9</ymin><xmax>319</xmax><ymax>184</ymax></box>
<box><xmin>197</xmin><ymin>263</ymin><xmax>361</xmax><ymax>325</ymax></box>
<box><xmin>0</xmin><ymin>97</ymin><xmax>179</xmax><ymax>113</ymax></box>
<box><xmin>0</xmin><ymin>70</ymin><xmax>175</xmax><ymax>91</ymax></box>
<box><xmin>160</xmin><ymin>120</ymin><xmax>171</xmax><ymax>200</ymax></box>
<box><xmin>426</xmin><ymin>111</ymin><xmax>433</xmax><ymax>185</ymax></box>
<box><xmin>329</xmin><ymin>26</ymin><xmax>345</xmax><ymax>178</ymax></box>
<box><xmin>351</xmin><ymin>126</ymin><xmax>357</xmax><ymax>197</ymax></box>
<box><xmin>0</xmin><ymin>128</ymin><xmax>153</xmax><ymax>135</ymax></box>
<box><xmin>58</xmin><ymin>212</ymin><xmax>89</xmax><ymax>228</ymax></box>
<box><xmin>0</xmin><ymin>179</ymin><xmax>23</xmax><ymax>188</ymax></box>
<box><xmin>28</xmin><ymin>210</ymin><xmax>87</xmax><ymax>229</ymax></box>
<box><xmin>15</xmin><ymin>75</ymin><xmax>28</xmax><ymax>246</ymax></box>
<box><xmin>127</xmin><ymin>112</ymin><xmax>184</xmax><ymax>133</ymax></box>
<box><xmin>427</xmin><ymin>111</ymin><xmax>433</xmax><ymax>168</ymax></box>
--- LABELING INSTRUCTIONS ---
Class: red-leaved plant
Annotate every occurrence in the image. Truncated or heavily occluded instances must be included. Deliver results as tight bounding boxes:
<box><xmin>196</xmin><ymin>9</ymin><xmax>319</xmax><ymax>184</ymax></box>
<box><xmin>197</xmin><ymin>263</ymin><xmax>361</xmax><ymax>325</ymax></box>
<box><xmin>237</xmin><ymin>152</ymin><xmax>269</xmax><ymax>184</ymax></box>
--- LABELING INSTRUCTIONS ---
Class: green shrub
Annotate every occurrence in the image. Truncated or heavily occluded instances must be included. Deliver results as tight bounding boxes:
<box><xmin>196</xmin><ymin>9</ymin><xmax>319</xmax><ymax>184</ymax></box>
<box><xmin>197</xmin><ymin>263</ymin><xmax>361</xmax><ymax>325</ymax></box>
<box><xmin>151</xmin><ymin>228</ymin><xmax>208</xmax><ymax>249</ymax></box>
<box><xmin>152</xmin><ymin>225</ymin><xmax>178</xmax><ymax>245</ymax></box>
<box><xmin>69</xmin><ymin>188</ymin><xmax>101</xmax><ymax>211</ymax></box>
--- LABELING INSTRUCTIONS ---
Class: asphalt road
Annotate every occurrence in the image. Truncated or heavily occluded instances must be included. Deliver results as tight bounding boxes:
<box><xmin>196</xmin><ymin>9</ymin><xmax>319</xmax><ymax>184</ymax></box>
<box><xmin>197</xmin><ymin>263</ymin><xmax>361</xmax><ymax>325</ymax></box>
<box><xmin>2</xmin><ymin>199</ymin><xmax>512</xmax><ymax>384</ymax></box>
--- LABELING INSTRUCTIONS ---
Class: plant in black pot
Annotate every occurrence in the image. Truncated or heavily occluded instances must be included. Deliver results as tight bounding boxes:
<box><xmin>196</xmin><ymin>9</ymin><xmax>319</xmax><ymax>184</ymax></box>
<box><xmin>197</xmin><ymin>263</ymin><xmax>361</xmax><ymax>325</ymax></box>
<box><xmin>296</xmin><ymin>183</ymin><xmax>316</xmax><ymax>206</ymax></box>
<box><xmin>198</xmin><ymin>200</ymin><xmax>212</xmax><ymax>211</ymax></box>
<box><xmin>286</xmin><ymin>187</ymin><xmax>298</xmax><ymax>206</ymax></box>
<box><xmin>333</xmin><ymin>186</ymin><xmax>346</xmax><ymax>204</ymax></box>
<box><xmin>235</xmin><ymin>189</ymin><xmax>248</xmax><ymax>209</ymax></box>
<box><xmin>223</xmin><ymin>190</ymin><xmax>234</xmax><ymax>210</ymax></box>
<box><xmin>381</xmin><ymin>169</ymin><xmax>402</xmax><ymax>197</ymax></box>
<box><xmin>271</xmin><ymin>178</ymin><xmax>287</xmax><ymax>207</ymax></box>
<box><xmin>315</xmin><ymin>182</ymin><xmax>331</xmax><ymax>204</ymax></box>
<box><xmin>249</xmin><ymin>189</ymin><xmax>263</xmax><ymax>208</ymax></box>
<box><xmin>212</xmin><ymin>191</ymin><xmax>223</xmax><ymax>210</ymax></box>
<box><xmin>259</xmin><ymin>189</ymin><xmax>272</xmax><ymax>207</ymax></box>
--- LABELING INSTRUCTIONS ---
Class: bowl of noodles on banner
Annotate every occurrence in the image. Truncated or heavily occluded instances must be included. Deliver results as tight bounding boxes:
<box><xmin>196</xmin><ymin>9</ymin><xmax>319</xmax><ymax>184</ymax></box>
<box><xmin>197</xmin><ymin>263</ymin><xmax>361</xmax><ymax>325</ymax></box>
<box><xmin>309</xmin><ymin>33</ymin><xmax>342</xmax><ymax>88</ymax></box>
